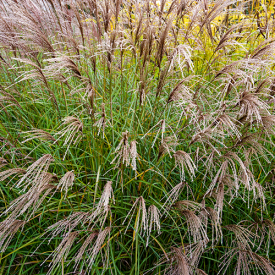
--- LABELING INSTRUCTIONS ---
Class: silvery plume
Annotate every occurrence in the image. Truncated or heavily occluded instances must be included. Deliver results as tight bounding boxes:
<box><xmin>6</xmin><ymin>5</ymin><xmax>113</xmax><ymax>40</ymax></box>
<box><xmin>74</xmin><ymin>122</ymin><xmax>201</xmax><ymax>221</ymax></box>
<box><xmin>111</xmin><ymin>130</ymin><xmax>139</xmax><ymax>171</ymax></box>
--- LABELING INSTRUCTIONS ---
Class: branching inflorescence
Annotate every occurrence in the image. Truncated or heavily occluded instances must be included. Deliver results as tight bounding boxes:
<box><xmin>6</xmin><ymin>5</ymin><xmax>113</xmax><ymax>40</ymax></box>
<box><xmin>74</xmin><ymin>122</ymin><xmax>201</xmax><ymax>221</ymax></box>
<box><xmin>0</xmin><ymin>0</ymin><xmax>274</xmax><ymax>274</ymax></box>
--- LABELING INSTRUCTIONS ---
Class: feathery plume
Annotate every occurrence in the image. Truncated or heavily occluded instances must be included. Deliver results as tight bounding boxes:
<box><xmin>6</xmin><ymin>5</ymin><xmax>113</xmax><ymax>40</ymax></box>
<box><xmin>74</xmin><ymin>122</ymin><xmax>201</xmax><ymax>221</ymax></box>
<box><xmin>129</xmin><ymin>140</ymin><xmax>138</xmax><ymax>171</ymax></box>
<box><xmin>142</xmin><ymin>119</ymin><xmax>166</xmax><ymax>147</ymax></box>
<box><xmin>167</xmin><ymin>80</ymin><xmax>193</xmax><ymax>105</ymax></box>
<box><xmin>54</xmin><ymin>116</ymin><xmax>83</xmax><ymax>159</ymax></box>
<box><xmin>169</xmin><ymin>44</ymin><xmax>194</xmax><ymax>74</ymax></box>
<box><xmin>238</xmin><ymin>91</ymin><xmax>269</xmax><ymax>125</ymax></box>
<box><xmin>47</xmin><ymin>212</ymin><xmax>88</xmax><ymax>241</ymax></box>
<box><xmin>173</xmin><ymin>150</ymin><xmax>196</xmax><ymax>181</ymax></box>
<box><xmin>44</xmin><ymin>55</ymin><xmax>82</xmax><ymax>79</ymax></box>
<box><xmin>0</xmin><ymin>219</ymin><xmax>25</xmax><ymax>252</ymax></box>
<box><xmin>94</xmin><ymin>103</ymin><xmax>108</xmax><ymax>137</ymax></box>
<box><xmin>111</xmin><ymin>131</ymin><xmax>139</xmax><ymax>171</ymax></box>
<box><xmin>146</xmin><ymin>205</ymin><xmax>161</xmax><ymax>246</ymax></box>
<box><xmin>204</xmin><ymin>207</ymin><xmax>222</xmax><ymax>244</ymax></box>
<box><xmin>186</xmin><ymin>241</ymin><xmax>207</xmax><ymax>270</ymax></box>
<box><xmin>86</xmin><ymin>181</ymin><xmax>114</xmax><ymax>230</ymax></box>
<box><xmin>22</xmin><ymin>129</ymin><xmax>56</xmax><ymax>143</ymax></box>
<box><xmin>0</xmin><ymin>168</ymin><xmax>26</xmax><ymax>182</ymax></box>
<box><xmin>74</xmin><ymin>231</ymin><xmax>98</xmax><ymax>270</ymax></box>
<box><xmin>174</xmin><ymin>200</ymin><xmax>202</xmax><ymax>212</ymax></box>
<box><xmin>87</xmin><ymin>227</ymin><xmax>111</xmax><ymax>270</ymax></box>
<box><xmin>214</xmin><ymin>23</ymin><xmax>244</xmax><ymax>53</ymax></box>
<box><xmin>215</xmin><ymin>183</ymin><xmax>224</xmax><ymax>219</ymax></box>
<box><xmin>123</xmin><ymin>196</ymin><xmax>147</xmax><ymax>239</ymax></box>
<box><xmin>46</xmin><ymin>232</ymin><xmax>79</xmax><ymax>275</ymax></box>
<box><xmin>225</xmin><ymin>224</ymin><xmax>256</xmax><ymax>250</ymax></box>
<box><xmin>162</xmin><ymin>182</ymin><xmax>187</xmax><ymax>212</ymax></box>
<box><xmin>158</xmin><ymin>136</ymin><xmax>179</xmax><ymax>159</ymax></box>
<box><xmin>56</xmin><ymin>170</ymin><xmax>75</xmax><ymax>197</ymax></box>
<box><xmin>181</xmin><ymin>210</ymin><xmax>209</xmax><ymax>245</ymax></box>
<box><xmin>4</xmin><ymin>183</ymin><xmax>55</xmax><ymax>220</ymax></box>
<box><xmin>164</xmin><ymin>247</ymin><xmax>192</xmax><ymax>275</ymax></box>
<box><xmin>15</xmin><ymin>154</ymin><xmax>54</xmax><ymax>191</ymax></box>
<box><xmin>97</xmin><ymin>180</ymin><xmax>115</xmax><ymax>210</ymax></box>
<box><xmin>220</xmin><ymin>248</ymin><xmax>275</xmax><ymax>275</ymax></box>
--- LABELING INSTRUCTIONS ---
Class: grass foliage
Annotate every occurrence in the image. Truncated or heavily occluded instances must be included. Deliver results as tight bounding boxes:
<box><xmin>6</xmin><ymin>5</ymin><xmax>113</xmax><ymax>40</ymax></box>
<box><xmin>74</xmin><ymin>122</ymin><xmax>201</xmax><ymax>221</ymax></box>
<box><xmin>0</xmin><ymin>0</ymin><xmax>275</xmax><ymax>274</ymax></box>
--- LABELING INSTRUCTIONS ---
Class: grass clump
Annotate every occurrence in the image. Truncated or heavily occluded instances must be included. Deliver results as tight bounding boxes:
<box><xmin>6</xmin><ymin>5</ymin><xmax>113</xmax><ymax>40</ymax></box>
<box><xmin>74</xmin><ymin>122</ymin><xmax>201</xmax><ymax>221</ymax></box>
<box><xmin>0</xmin><ymin>0</ymin><xmax>275</xmax><ymax>274</ymax></box>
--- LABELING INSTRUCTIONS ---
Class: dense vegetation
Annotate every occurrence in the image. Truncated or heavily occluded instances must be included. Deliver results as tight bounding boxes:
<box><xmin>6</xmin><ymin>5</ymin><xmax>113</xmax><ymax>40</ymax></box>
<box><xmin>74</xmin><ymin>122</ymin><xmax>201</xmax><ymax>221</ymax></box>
<box><xmin>0</xmin><ymin>0</ymin><xmax>275</xmax><ymax>274</ymax></box>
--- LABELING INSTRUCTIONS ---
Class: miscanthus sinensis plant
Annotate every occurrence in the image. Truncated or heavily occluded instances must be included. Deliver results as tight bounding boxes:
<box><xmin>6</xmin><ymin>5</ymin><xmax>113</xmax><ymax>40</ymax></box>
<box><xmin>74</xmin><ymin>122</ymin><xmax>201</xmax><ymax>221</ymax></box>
<box><xmin>0</xmin><ymin>0</ymin><xmax>275</xmax><ymax>274</ymax></box>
